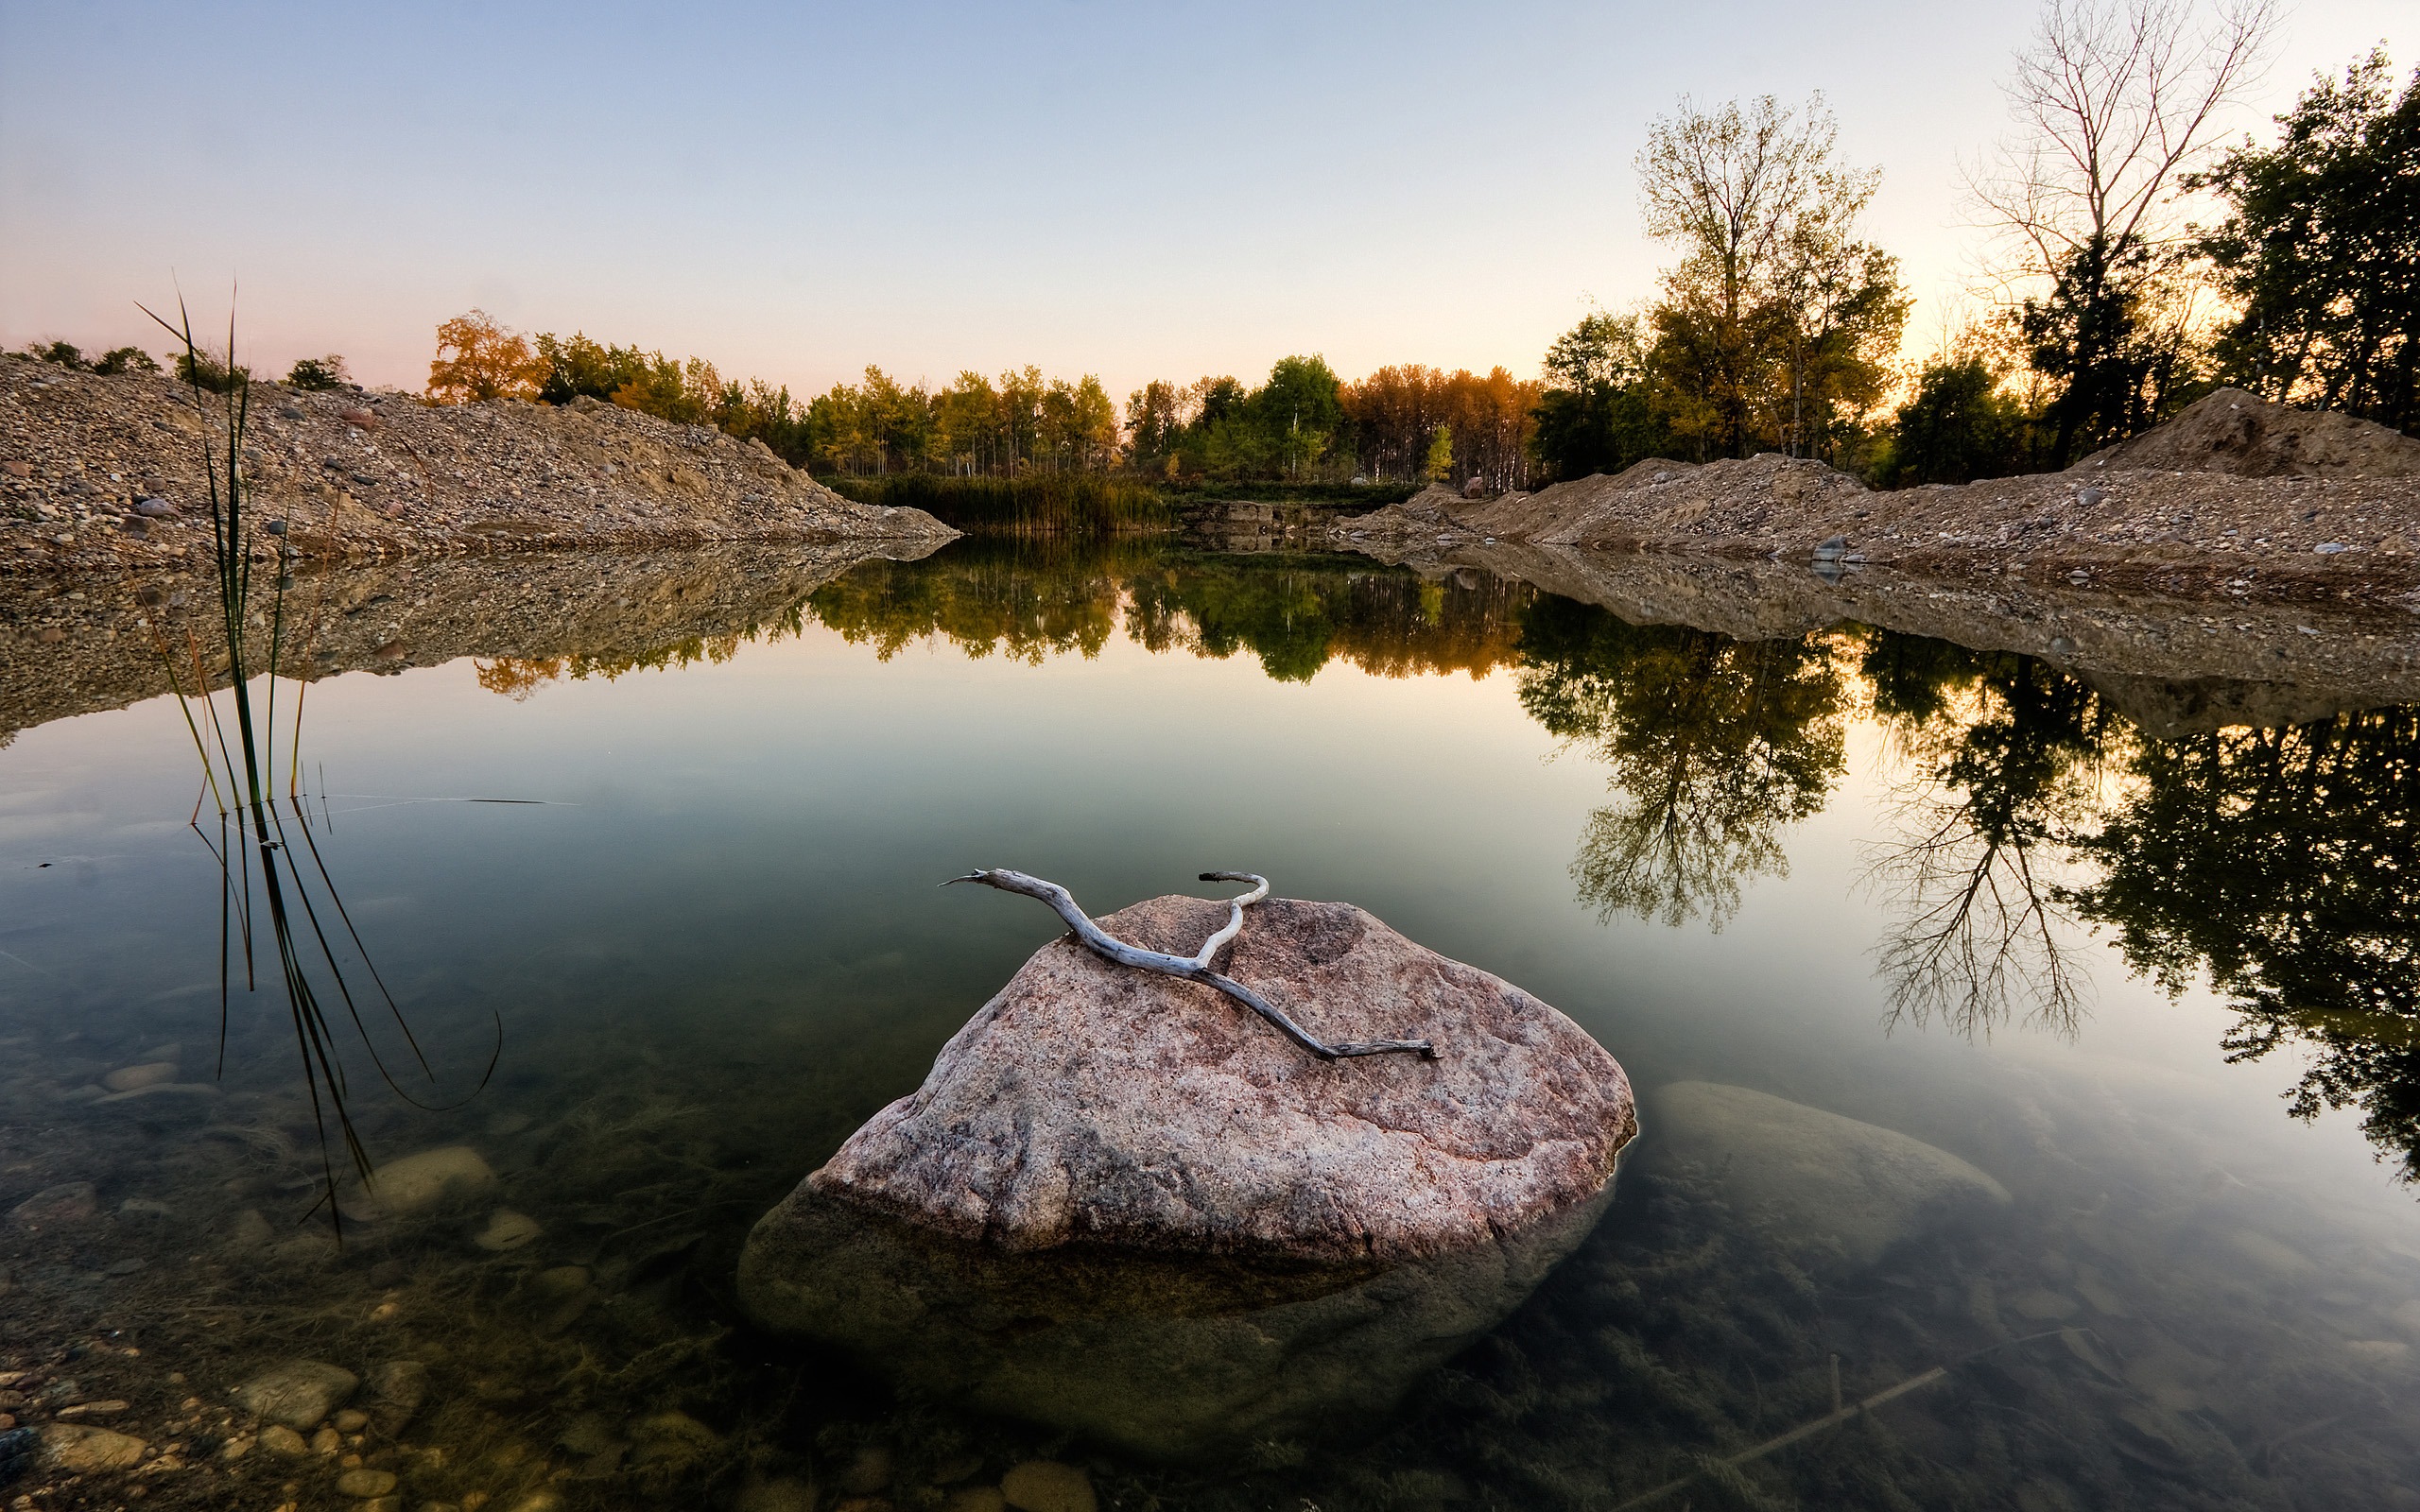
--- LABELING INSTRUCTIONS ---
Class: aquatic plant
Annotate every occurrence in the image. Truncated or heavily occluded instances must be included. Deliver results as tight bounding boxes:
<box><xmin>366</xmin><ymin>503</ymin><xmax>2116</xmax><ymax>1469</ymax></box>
<box><xmin>137</xmin><ymin>296</ymin><xmax>492</xmax><ymax>1234</ymax></box>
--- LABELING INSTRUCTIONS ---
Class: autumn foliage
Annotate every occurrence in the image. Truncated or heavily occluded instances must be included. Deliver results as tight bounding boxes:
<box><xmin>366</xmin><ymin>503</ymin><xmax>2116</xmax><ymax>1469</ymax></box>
<box><xmin>427</xmin><ymin>309</ymin><xmax>545</xmax><ymax>404</ymax></box>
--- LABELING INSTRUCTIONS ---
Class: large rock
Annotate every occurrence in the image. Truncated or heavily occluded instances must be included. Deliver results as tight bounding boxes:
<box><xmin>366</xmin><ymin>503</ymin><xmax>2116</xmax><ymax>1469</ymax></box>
<box><xmin>1640</xmin><ymin>1082</ymin><xmax>2011</xmax><ymax>1270</ymax></box>
<box><xmin>740</xmin><ymin>894</ymin><xmax>1635</xmax><ymax>1457</ymax></box>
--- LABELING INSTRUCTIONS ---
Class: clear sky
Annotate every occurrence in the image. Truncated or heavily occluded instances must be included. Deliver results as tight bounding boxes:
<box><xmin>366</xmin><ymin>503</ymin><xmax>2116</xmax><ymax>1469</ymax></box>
<box><xmin>1</xmin><ymin>1</ymin><xmax>2406</xmax><ymax>404</ymax></box>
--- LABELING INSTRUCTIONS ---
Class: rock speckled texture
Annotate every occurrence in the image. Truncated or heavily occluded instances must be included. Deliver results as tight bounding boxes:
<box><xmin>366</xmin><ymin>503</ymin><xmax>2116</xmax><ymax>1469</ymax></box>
<box><xmin>738</xmin><ymin>893</ymin><xmax>1634</xmax><ymax>1455</ymax></box>
<box><xmin>804</xmin><ymin>894</ymin><xmax>1636</xmax><ymax>1263</ymax></box>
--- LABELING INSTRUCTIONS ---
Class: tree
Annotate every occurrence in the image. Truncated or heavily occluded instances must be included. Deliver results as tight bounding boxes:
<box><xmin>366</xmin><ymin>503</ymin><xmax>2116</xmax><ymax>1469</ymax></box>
<box><xmin>1516</xmin><ymin>600</ymin><xmax>1845</xmax><ymax>930</ymax></box>
<box><xmin>1967</xmin><ymin>0</ymin><xmax>2278</xmax><ymax>461</ymax></box>
<box><xmin>1886</xmin><ymin>355</ymin><xmax>2034</xmax><ymax>485</ymax></box>
<box><xmin>427</xmin><ymin>309</ymin><xmax>544</xmax><ymax>404</ymax></box>
<box><xmin>1636</xmin><ymin>94</ymin><xmax>1906</xmax><ymax>460</ymax></box>
<box><xmin>2073</xmin><ymin>706</ymin><xmax>2420</xmax><ymax>1180</ymax></box>
<box><xmin>1531</xmin><ymin>312</ymin><xmax>1673</xmax><ymax>479</ymax></box>
<box><xmin>2191</xmin><ymin>48</ymin><xmax>2420</xmax><ymax>434</ymax></box>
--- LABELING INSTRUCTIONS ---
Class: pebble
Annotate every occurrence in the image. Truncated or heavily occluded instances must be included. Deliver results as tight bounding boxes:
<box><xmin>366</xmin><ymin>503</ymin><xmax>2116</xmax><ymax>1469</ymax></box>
<box><xmin>473</xmin><ymin>1209</ymin><xmax>542</xmax><ymax>1251</ymax></box>
<box><xmin>944</xmin><ymin>1490</ymin><xmax>1008</xmax><ymax>1512</ymax></box>
<box><xmin>133</xmin><ymin>497</ymin><xmax>176</xmax><ymax>518</ymax></box>
<box><xmin>233</xmin><ymin>1359</ymin><xmax>359</xmax><ymax>1430</ymax></box>
<box><xmin>313</xmin><ymin>1425</ymin><xmax>343</xmax><ymax>1454</ymax></box>
<box><xmin>334</xmin><ymin>1409</ymin><xmax>370</xmax><ymax>1432</ymax></box>
<box><xmin>261</xmin><ymin>1424</ymin><xmax>309</xmax><ymax>1455</ymax></box>
<box><xmin>337</xmin><ymin>1468</ymin><xmax>399</xmax><ymax>1497</ymax></box>
<box><xmin>117</xmin><ymin>1198</ymin><xmax>175</xmax><ymax>1220</ymax></box>
<box><xmin>1000</xmin><ymin>1461</ymin><xmax>1096</xmax><ymax>1512</ymax></box>
<box><xmin>2315</xmin><ymin>541</ymin><xmax>2350</xmax><ymax>554</ymax></box>
<box><xmin>38</xmin><ymin>1423</ymin><xmax>146</xmax><ymax>1473</ymax></box>
<box><xmin>54</xmin><ymin>1400</ymin><xmax>130</xmax><ymax>1418</ymax></box>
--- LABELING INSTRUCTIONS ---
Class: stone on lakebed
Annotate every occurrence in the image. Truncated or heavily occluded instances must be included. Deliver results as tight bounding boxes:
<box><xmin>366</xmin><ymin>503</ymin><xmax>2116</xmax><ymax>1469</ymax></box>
<box><xmin>738</xmin><ymin>893</ymin><xmax>1637</xmax><ymax>1458</ymax></box>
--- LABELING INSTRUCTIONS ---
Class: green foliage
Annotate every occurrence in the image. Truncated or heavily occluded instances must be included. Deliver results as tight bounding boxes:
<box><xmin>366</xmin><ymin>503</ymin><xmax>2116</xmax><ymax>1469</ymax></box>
<box><xmin>24</xmin><ymin>339</ymin><xmax>87</xmax><ymax>369</ymax></box>
<box><xmin>534</xmin><ymin>331</ymin><xmax>814</xmax><ymax>462</ymax></box>
<box><xmin>818</xmin><ymin>473</ymin><xmax>1172</xmax><ymax>537</ymax></box>
<box><xmin>2072</xmin><ymin>707</ymin><xmax>2420</xmax><ymax>1179</ymax></box>
<box><xmin>95</xmin><ymin>346</ymin><xmax>160</xmax><ymax>375</ymax></box>
<box><xmin>284</xmin><ymin>353</ymin><xmax>349</xmax><ymax>390</ymax></box>
<box><xmin>1880</xmin><ymin>357</ymin><xmax>2034</xmax><ymax>486</ymax></box>
<box><xmin>174</xmin><ymin>349</ymin><xmax>250</xmax><ymax>393</ymax></box>
<box><xmin>1514</xmin><ymin>597</ymin><xmax>1846</xmax><ymax>929</ymax></box>
<box><xmin>1531</xmin><ymin>312</ymin><xmax>1677</xmax><ymax>480</ymax></box>
<box><xmin>2191</xmin><ymin>48</ymin><xmax>2420</xmax><ymax>434</ymax></box>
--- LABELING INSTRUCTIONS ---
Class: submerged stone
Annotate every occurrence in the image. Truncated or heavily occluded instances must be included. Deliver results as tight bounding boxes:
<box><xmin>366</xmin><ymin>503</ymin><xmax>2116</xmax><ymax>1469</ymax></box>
<box><xmin>343</xmin><ymin>1145</ymin><xmax>496</xmax><ymax>1220</ymax></box>
<box><xmin>233</xmin><ymin>1359</ymin><xmax>358</xmax><ymax>1431</ymax></box>
<box><xmin>739</xmin><ymin>893</ymin><xmax>1635</xmax><ymax>1458</ymax></box>
<box><xmin>1638</xmin><ymin>1081</ymin><xmax>2011</xmax><ymax>1271</ymax></box>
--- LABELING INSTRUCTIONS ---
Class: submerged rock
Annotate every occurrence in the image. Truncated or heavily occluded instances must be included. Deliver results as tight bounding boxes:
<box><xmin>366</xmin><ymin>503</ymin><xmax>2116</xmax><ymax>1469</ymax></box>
<box><xmin>739</xmin><ymin>893</ymin><xmax>1635</xmax><ymax>1457</ymax></box>
<box><xmin>342</xmin><ymin>1145</ymin><xmax>496</xmax><ymax>1220</ymax></box>
<box><xmin>1639</xmin><ymin>1081</ymin><xmax>2010</xmax><ymax>1271</ymax></box>
<box><xmin>38</xmin><ymin>1423</ymin><xmax>145</xmax><ymax>1473</ymax></box>
<box><xmin>233</xmin><ymin>1359</ymin><xmax>358</xmax><ymax>1431</ymax></box>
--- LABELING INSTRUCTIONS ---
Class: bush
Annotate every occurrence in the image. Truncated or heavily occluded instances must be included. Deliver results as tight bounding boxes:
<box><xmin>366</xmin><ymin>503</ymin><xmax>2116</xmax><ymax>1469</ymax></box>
<box><xmin>174</xmin><ymin>350</ymin><xmax>250</xmax><ymax>393</ymax></box>
<box><xmin>285</xmin><ymin>354</ymin><xmax>350</xmax><ymax>390</ymax></box>
<box><xmin>94</xmin><ymin>347</ymin><xmax>160</xmax><ymax>375</ymax></box>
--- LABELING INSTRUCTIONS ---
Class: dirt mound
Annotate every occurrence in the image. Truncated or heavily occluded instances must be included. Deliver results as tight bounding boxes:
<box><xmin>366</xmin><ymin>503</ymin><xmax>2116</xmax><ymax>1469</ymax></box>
<box><xmin>0</xmin><ymin>355</ymin><xmax>955</xmax><ymax>575</ymax></box>
<box><xmin>2078</xmin><ymin>388</ymin><xmax>2420</xmax><ymax>480</ymax></box>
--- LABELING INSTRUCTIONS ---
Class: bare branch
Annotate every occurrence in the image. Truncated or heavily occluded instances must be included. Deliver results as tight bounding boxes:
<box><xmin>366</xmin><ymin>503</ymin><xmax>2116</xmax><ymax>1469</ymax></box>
<box><xmin>947</xmin><ymin>868</ymin><xmax>1438</xmax><ymax>1062</ymax></box>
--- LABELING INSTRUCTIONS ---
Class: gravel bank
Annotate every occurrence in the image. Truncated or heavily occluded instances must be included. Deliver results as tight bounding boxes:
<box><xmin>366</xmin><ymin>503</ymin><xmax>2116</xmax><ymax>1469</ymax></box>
<box><xmin>0</xmin><ymin>355</ymin><xmax>956</xmax><ymax>576</ymax></box>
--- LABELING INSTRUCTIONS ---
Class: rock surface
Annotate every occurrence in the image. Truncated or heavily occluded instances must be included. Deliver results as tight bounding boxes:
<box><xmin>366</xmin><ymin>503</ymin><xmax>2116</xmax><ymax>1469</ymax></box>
<box><xmin>740</xmin><ymin>893</ymin><xmax>1635</xmax><ymax>1455</ymax></box>
<box><xmin>1638</xmin><ymin>1082</ymin><xmax>2010</xmax><ymax>1270</ymax></box>
<box><xmin>344</xmin><ymin>1145</ymin><xmax>495</xmax><ymax>1219</ymax></box>
<box><xmin>38</xmin><ymin>1423</ymin><xmax>145</xmax><ymax>1473</ymax></box>
<box><xmin>792</xmin><ymin>894</ymin><xmax>1634</xmax><ymax>1261</ymax></box>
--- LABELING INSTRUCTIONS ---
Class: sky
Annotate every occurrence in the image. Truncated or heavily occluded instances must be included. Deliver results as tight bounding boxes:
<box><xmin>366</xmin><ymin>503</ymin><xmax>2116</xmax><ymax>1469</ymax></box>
<box><xmin>1</xmin><ymin>1</ymin><xmax>2408</xmax><ymax>404</ymax></box>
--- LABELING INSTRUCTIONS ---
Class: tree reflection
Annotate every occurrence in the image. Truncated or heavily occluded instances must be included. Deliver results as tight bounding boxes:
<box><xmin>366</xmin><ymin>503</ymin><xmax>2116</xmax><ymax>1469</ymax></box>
<box><xmin>2074</xmin><ymin>708</ymin><xmax>2420</xmax><ymax>1179</ymax></box>
<box><xmin>1515</xmin><ymin>599</ymin><xmax>1846</xmax><ymax>929</ymax></box>
<box><xmin>1859</xmin><ymin>637</ymin><xmax>2119</xmax><ymax>1040</ymax></box>
<box><xmin>805</xmin><ymin>542</ymin><xmax>1530</xmax><ymax>681</ymax></box>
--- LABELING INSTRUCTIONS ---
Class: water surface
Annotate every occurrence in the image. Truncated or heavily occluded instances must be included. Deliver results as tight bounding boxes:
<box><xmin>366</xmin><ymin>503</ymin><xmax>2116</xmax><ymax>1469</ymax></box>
<box><xmin>2</xmin><ymin>541</ymin><xmax>2416</xmax><ymax>1509</ymax></box>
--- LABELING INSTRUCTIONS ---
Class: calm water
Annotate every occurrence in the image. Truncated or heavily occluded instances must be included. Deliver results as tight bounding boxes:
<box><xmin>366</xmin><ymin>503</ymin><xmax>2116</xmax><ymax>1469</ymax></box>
<box><xmin>2</xmin><ymin>542</ymin><xmax>2417</xmax><ymax>1510</ymax></box>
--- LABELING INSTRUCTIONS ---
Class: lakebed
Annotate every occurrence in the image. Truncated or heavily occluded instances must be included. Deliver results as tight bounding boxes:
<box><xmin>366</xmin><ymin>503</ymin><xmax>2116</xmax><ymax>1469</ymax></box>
<box><xmin>1</xmin><ymin>540</ymin><xmax>2417</xmax><ymax>1510</ymax></box>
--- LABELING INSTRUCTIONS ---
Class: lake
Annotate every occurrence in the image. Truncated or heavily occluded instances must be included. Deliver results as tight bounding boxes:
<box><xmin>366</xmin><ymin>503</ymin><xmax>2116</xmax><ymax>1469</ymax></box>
<box><xmin>2</xmin><ymin>539</ymin><xmax>2416</xmax><ymax>1510</ymax></box>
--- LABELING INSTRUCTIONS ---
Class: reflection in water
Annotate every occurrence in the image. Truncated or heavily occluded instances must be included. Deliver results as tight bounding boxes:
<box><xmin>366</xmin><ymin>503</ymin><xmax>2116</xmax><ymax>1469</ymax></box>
<box><xmin>806</xmin><ymin>540</ymin><xmax>1530</xmax><ymax>681</ymax></box>
<box><xmin>1860</xmin><ymin>639</ymin><xmax>2120</xmax><ymax>1040</ymax></box>
<box><xmin>2077</xmin><ymin>708</ymin><xmax>2420</xmax><ymax>1180</ymax></box>
<box><xmin>10</xmin><ymin>541</ymin><xmax>2420</xmax><ymax>1507</ymax></box>
<box><xmin>1514</xmin><ymin>597</ymin><xmax>1845</xmax><ymax>930</ymax></box>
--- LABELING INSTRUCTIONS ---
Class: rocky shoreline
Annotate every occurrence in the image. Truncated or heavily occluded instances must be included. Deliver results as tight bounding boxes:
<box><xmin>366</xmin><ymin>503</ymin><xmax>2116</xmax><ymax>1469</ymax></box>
<box><xmin>1337</xmin><ymin>390</ymin><xmax>2420</xmax><ymax>612</ymax></box>
<box><xmin>0</xmin><ymin>540</ymin><xmax>944</xmax><ymax>747</ymax></box>
<box><xmin>0</xmin><ymin>355</ymin><xmax>956</xmax><ymax>576</ymax></box>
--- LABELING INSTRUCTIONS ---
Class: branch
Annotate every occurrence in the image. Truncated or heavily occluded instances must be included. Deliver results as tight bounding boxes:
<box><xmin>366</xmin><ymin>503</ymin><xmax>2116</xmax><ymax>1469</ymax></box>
<box><xmin>946</xmin><ymin>868</ymin><xmax>1439</xmax><ymax>1062</ymax></box>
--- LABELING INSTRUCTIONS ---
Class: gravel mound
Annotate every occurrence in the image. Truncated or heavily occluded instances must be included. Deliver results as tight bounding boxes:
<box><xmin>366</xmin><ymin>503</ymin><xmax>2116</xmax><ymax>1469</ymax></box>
<box><xmin>0</xmin><ymin>354</ymin><xmax>955</xmax><ymax>575</ymax></box>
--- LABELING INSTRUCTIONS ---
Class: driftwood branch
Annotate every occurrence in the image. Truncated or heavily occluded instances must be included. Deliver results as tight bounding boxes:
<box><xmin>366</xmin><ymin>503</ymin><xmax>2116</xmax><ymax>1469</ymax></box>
<box><xmin>946</xmin><ymin>868</ymin><xmax>1438</xmax><ymax>1062</ymax></box>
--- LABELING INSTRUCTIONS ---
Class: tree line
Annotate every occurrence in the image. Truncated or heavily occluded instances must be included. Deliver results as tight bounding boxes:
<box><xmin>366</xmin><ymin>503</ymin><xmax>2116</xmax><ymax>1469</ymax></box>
<box><xmin>412</xmin><ymin>12</ymin><xmax>2405</xmax><ymax>493</ymax></box>
<box><xmin>22</xmin><ymin>2</ymin><xmax>2403</xmax><ymax>493</ymax></box>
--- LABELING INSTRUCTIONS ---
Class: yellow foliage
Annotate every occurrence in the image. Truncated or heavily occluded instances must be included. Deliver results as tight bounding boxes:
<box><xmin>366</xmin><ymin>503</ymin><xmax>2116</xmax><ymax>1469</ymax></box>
<box><xmin>427</xmin><ymin>309</ymin><xmax>545</xmax><ymax>404</ymax></box>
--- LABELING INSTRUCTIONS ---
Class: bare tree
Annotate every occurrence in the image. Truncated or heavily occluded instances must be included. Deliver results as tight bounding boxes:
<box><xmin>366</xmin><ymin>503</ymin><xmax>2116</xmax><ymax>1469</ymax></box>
<box><xmin>1968</xmin><ymin>0</ymin><xmax>2278</xmax><ymax>281</ymax></box>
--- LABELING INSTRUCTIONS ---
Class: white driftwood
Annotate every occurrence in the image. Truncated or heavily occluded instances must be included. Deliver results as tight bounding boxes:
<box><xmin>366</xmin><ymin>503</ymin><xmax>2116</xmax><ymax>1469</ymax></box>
<box><xmin>947</xmin><ymin>868</ymin><xmax>1438</xmax><ymax>1062</ymax></box>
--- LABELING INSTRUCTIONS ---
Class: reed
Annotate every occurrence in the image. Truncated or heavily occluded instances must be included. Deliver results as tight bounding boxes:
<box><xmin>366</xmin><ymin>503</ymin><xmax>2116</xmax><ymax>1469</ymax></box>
<box><xmin>139</xmin><ymin>298</ymin><xmax>491</xmax><ymax>1235</ymax></box>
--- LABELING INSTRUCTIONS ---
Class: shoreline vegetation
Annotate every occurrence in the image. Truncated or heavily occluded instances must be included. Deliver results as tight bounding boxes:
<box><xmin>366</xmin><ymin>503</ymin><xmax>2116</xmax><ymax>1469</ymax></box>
<box><xmin>4</xmin><ymin>29</ymin><xmax>2412</xmax><ymax>583</ymax></box>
